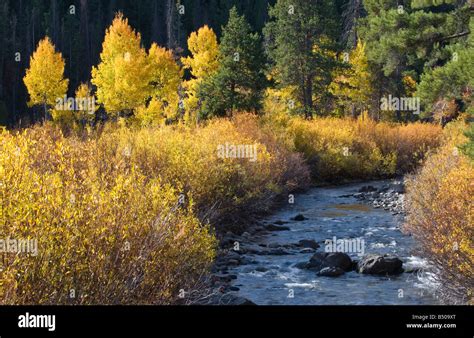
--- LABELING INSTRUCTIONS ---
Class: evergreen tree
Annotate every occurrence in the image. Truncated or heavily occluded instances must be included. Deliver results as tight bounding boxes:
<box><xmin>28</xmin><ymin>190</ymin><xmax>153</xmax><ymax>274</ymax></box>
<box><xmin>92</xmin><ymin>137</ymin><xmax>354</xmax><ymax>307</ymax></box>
<box><xmin>264</xmin><ymin>0</ymin><xmax>340</xmax><ymax>118</ymax></box>
<box><xmin>359</xmin><ymin>0</ymin><xmax>472</xmax><ymax>120</ymax></box>
<box><xmin>200</xmin><ymin>7</ymin><xmax>267</xmax><ymax>118</ymax></box>
<box><xmin>417</xmin><ymin>16</ymin><xmax>473</xmax><ymax>113</ymax></box>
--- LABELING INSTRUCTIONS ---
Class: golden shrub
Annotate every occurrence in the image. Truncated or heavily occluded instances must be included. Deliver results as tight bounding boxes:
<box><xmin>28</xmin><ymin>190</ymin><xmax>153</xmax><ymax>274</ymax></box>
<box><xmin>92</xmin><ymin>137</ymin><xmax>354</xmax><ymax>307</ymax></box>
<box><xmin>264</xmin><ymin>113</ymin><xmax>442</xmax><ymax>181</ymax></box>
<box><xmin>0</xmin><ymin>125</ymin><xmax>216</xmax><ymax>304</ymax></box>
<box><xmin>96</xmin><ymin>114</ymin><xmax>309</xmax><ymax>227</ymax></box>
<box><xmin>0</xmin><ymin>114</ymin><xmax>309</xmax><ymax>304</ymax></box>
<box><xmin>404</xmin><ymin>120</ymin><xmax>473</xmax><ymax>303</ymax></box>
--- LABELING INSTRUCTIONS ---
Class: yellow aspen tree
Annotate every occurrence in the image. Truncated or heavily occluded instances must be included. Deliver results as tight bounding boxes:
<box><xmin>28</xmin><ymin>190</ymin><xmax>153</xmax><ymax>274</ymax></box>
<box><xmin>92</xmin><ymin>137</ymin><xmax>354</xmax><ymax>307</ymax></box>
<box><xmin>23</xmin><ymin>36</ymin><xmax>69</xmax><ymax>121</ymax></box>
<box><xmin>74</xmin><ymin>83</ymin><xmax>97</xmax><ymax>125</ymax></box>
<box><xmin>50</xmin><ymin>83</ymin><xmax>97</xmax><ymax>128</ymax></box>
<box><xmin>91</xmin><ymin>13</ymin><xmax>149</xmax><ymax>117</ymax></box>
<box><xmin>330</xmin><ymin>39</ymin><xmax>374</xmax><ymax>117</ymax></box>
<box><xmin>181</xmin><ymin>25</ymin><xmax>219</xmax><ymax>125</ymax></box>
<box><xmin>136</xmin><ymin>44</ymin><xmax>182</xmax><ymax>125</ymax></box>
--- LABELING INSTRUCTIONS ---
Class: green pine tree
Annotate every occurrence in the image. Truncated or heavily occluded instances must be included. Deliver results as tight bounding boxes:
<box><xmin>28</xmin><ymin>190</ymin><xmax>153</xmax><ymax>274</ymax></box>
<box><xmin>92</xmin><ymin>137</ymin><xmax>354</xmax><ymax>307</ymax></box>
<box><xmin>200</xmin><ymin>7</ymin><xmax>267</xmax><ymax>118</ymax></box>
<box><xmin>264</xmin><ymin>0</ymin><xmax>341</xmax><ymax>118</ymax></box>
<box><xmin>359</xmin><ymin>0</ymin><xmax>472</xmax><ymax>120</ymax></box>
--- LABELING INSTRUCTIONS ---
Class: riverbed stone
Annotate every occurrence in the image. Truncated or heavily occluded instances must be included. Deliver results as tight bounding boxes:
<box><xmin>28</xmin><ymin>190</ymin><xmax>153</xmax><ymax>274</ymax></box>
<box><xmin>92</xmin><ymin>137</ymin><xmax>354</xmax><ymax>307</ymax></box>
<box><xmin>265</xmin><ymin>224</ymin><xmax>290</xmax><ymax>231</ymax></box>
<box><xmin>227</xmin><ymin>259</ymin><xmax>240</xmax><ymax>266</ymax></box>
<box><xmin>388</xmin><ymin>182</ymin><xmax>405</xmax><ymax>194</ymax></box>
<box><xmin>294</xmin><ymin>261</ymin><xmax>310</xmax><ymax>269</ymax></box>
<box><xmin>317</xmin><ymin>267</ymin><xmax>345</xmax><ymax>277</ymax></box>
<box><xmin>291</xmin><ymin>214</ymin><xmax>308</xmax><ymax>221</ymax></box>
<box><xmin>255</xmin><ymin>266</ymin><xmax>268</xmax><ymax>272</ymax></box>
<box><xmin>297</xmin><ymin>239</ymin><xmax>320</xmax><ymax>250</ymax></box>
<box><xmin>357</xmin><ymin>254</ymin><xmax>404</xmax><ymax>275</ymax></box>
<box><xmin>307</xmin><ymin>252</ymin><xmax>353</xmax><ymax>271</ymax></box>
<box><xmin>207</xmin><ymin>294</ymin><xmax>256</xmax><ymax>305</ymax></box>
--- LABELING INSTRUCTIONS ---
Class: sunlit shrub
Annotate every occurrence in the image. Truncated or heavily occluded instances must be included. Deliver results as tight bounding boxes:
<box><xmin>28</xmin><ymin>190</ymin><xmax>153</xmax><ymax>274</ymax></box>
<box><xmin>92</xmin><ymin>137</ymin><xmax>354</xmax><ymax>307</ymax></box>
<box><xmin>0</xmin><ymin>125</ymin><xmax>216</xmax><ymax>304</ymax></box>
<box><xmin>404</xmin><ymin>120</ymin><xmax>474</xmax><ymax>304</ymax></box>
<box><xmin>96</xmin><ymin>114</ymin><xmax>309</xmax><ymax>227</ymax></box>
<box><xmin>0</xmin><ymin>114</ymin><xmax>310</xmax><ymax>304</ymax></box>
<box><xmin>264</xmin><ymin>113</ymin><xmax>442</xmax><ymax>181</ymax></box>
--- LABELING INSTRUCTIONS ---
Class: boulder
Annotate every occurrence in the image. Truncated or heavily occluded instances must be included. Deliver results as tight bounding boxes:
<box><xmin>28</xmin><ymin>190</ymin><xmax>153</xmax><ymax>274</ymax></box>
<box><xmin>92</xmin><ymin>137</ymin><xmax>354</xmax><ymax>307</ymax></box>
<box><xmin>206</xmin><ymin>294</ymin><xmax>256</xmax><ymax>306</ymax></box>
<box><xmin>357</xmin><ymin>254</ymin><xmax>404</xmax><ymax>275</ymax></box>
<box><xmin>307</xmin><ymin>252</ymin><xmax>353</xmax><ymax>271</ymax></box>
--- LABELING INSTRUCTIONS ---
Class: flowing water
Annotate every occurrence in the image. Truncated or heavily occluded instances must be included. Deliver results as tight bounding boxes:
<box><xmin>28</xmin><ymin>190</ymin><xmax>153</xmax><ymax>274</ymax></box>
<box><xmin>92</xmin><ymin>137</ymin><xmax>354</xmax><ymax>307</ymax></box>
<box><xmin>228</xmin><ymin>181</ymin><xmax>439</xmax><ymax>305</ymax></box>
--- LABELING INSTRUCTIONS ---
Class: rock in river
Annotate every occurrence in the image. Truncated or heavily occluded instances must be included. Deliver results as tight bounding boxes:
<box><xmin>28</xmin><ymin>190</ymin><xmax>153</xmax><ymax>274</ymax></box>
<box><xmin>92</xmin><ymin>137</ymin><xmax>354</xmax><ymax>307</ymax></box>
<box><xmin>291</xmin><ymin>214</ymin><xmax>308</xmax><ymax>221</ymax></box>
<box><xmin>307</xmin><ymin>252</ymin><xmax>353</xmax><ymax>272</ymax></box>
<box><xmin>317</xmin><ymin>267</ymin><xmax>345</xmax><ymax>277</ymax></box>
<box><xmin>357</xmin><ymin>254</ymin><xmax>404</xmax><ymax>275</ymax></box>
<box><xmin>297</xmin><ymin>239</ymin><xmax>320</xmax><ymax>250</ymax></box>
<box><xmin>265</xmin><ymin>224</ymin><xmax>290</xmax><ymax>231</ymax></box>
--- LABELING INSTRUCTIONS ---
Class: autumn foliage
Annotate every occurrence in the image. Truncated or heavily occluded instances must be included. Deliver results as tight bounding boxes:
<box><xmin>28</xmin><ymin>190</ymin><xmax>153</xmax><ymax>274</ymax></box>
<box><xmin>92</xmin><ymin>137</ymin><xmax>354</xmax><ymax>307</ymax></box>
<box><xmin>91</xmin><ymin>13</ymin><xmax>149</xmax><ymax>116</ymax></box>
<box><xmin>404</xmin><ymin>120</ymin><xmax>474</xmax><ymax>304</ymax></box>
<box><xmin>0</xmin><ymin>114</ymin><xmax>309</xmax><ymax>304</ymax></box>
<box><xmin>9</xmin><ymin>8</ymin><xmax>472</xmax><ymax>307</ymax></box>
<box><xmin>264</xmin><ymin>112</ymin><xmax>443</xmax><ymax>181</ymax></box>
<box><xmin>23</xmin><ymin>37</ymin><xmax>68</xmax><ymax>119</ymax></box>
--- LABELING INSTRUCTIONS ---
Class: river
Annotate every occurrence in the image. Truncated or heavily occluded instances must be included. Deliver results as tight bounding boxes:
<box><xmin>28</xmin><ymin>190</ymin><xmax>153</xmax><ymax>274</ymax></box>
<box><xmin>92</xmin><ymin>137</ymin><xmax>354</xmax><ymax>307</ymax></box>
<box><xmin>225</xmin><ymin>180</ymin><xmax>439</xmax><ymax>305</ymax></box>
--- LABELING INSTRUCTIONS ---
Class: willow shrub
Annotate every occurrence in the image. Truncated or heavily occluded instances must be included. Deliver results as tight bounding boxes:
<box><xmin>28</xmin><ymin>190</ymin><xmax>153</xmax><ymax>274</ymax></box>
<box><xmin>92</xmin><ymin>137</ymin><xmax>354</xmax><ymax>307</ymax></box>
<box><xmin>100</xmin><ymin>114</ymin><xmax>310</xmax><ymax>226</ymax></box>
<box><xmin>404</xmin><ymin>120</ymin><xmax>474</xmax><ymax>304</ymax></box>
<box><xmin>265</xmin><ymin>112</ymin><xmax>443</xmax><ymax>181</ymax></box>
<box><xmin>0</xmin><ymin>114</ymin><xmax>309</xmax><ymax>304</ymax></box>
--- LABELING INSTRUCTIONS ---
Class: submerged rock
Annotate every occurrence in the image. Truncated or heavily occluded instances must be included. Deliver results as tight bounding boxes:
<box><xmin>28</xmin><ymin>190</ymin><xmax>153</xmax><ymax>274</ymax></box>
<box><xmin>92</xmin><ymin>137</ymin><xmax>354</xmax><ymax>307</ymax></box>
<box><xmin>267</xmin><ymin>248</ymin><xmax>291</xmax><ymax>255</ymax></box>
<box><xmin>297</xmin><ymin>239</ymin><xmax>320</xmax><ymax>250</ymax></box>
<box><xmin>265</xmin><ymin>224</ymin><xmax>290</xmax><ymax>231</ymax></box>
<box><xmin>294</xmin><ymin>261</ymin><xmax>310</xmax><ymax>269</ymax></box>
<box><xmin>291</xmin><ymin>214</ymin><xmax>308</xmax><ymax>221</ymax></box>
<box><xmin>317</xmin><ymin>267</ymin><xmax>345</xmax><ymax>277</ymax></box>
<box><xmin>255</xmin><ymin>266</ymin><xmax>268</xmax><ymax>272</ymax></box>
